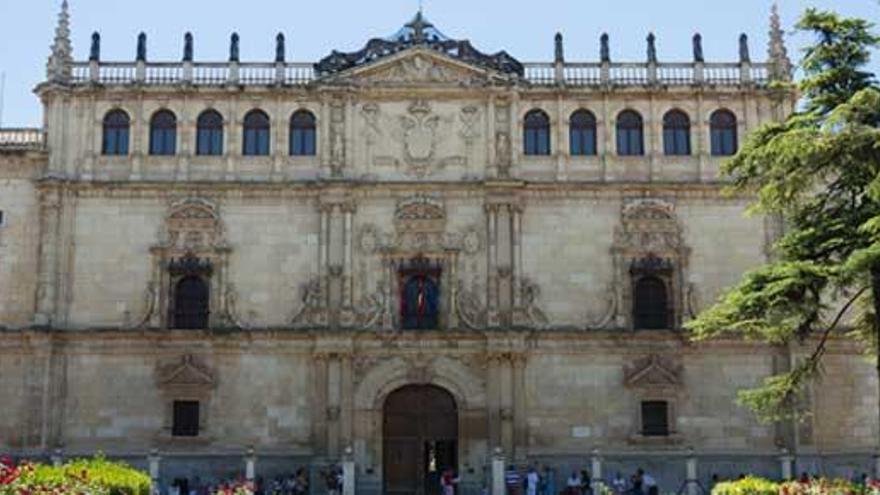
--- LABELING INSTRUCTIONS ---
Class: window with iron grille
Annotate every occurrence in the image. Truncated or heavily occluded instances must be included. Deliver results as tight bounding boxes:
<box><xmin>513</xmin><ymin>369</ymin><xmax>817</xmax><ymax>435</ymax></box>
<box><xmin>641</xmin><ymin>400</ymin><xmax>669</xmax><ymax>436</ymax></box>
<box><xmin>172</xmin><ymin>400</ymin><xmax>200</xmax><ymax>437</ymax></box>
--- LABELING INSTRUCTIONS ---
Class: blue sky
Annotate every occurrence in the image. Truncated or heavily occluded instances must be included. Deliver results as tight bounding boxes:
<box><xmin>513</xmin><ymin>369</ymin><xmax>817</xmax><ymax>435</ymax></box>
<box><xmin>0</xmin><ymin>0</ymin><xmax>877</xmax><ymax>127</ymax></box>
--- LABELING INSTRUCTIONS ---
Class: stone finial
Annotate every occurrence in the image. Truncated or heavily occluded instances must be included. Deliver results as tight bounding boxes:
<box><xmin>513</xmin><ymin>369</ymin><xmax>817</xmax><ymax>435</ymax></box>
<box><xmin>692</xmin><ymin>33</ymin><xmax>704</xmax><ymax>63</ymax></box>
<box><xmin>89</xmin><ymin>31</ymin><xmax>100</xmax><ymax>62</ymax></box>
<box><xmin>136</xmin><ymin>32</ymin><xmax>147</xmax><ymax>62</ymax></box>
<box><xmin>600</xmin><ymin>33</ymin><xmax>610</xmax><ymax>63</ymax></box>
<box><xmin>739</xmin><ymin>33</ymin><xmax>750</xmax><ymax>63</ymax></box>
<box><xmin>647</xmin><ymin>32</ymin><xmax>657</xmax><ymax>63</ymax></box>
<box><xmin>768</xmin><ymin>2</ymin><xmax>792</xmax><ymax>81</ymax></box>
<box><xmin>275</xmin><ymin>32</ymin><xmax>285</xmax><ymax>63</ymax></box>
<box><xmin>46</xmin><ymin>0</ymin><xmax>73</xmax><ymax>82</ymax></box>
<box><xmin>554</xmin><ymin>32</ymin><xmax>564</xmax><ymax>63</ymax></box>
<box><xmin>183</xmin><ymin>32</ymin><xmax>193</xmax><ymax>62</ymax></box>
<box><xmin>229</xmin><ymin>32</ymin><xmax>240</xmax><ymax>62</ymax></box>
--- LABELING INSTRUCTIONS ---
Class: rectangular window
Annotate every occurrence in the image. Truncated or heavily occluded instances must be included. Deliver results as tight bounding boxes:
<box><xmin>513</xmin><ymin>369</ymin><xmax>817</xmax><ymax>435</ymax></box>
<box><xmin>641</xmin><ymin>400</ymin><xmax>669</xmax><ymax>436</ymax></box>
<box><xmin>172</xmin><ymin>400</ymin><xmax>200</xmax><ymax>437</ymax></box>
<box><xmin>0</xmin><ymin>210</ymin><xmax>4</xmax><ymax>226</ymax></box>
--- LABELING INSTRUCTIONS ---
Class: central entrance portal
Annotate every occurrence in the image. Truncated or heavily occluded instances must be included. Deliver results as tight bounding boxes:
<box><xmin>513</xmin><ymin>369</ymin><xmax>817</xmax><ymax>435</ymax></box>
<box><xmin>383</xmin><ymin>385</ymin><xmax>458</xmax><ymax>495</ymax></box>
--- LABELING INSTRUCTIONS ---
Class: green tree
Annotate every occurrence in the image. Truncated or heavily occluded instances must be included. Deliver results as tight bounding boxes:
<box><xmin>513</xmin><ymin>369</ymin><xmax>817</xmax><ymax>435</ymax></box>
<box><xmin>686</xmin><ymin>8</ymin><xmax>880</xmax><ymax>440</ymax></box>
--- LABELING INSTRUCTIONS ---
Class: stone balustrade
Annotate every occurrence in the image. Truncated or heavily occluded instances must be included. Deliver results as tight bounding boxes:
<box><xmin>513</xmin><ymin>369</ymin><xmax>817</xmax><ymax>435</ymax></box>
<box><xmin>0</xmin><ymin>128</ymin><xmax>45</xmax><ymax>151</ymax></box>
<box><xmin>64</xmin><ymin>60</ymin><xmax>770</xmax><ymax>87</ymax></box>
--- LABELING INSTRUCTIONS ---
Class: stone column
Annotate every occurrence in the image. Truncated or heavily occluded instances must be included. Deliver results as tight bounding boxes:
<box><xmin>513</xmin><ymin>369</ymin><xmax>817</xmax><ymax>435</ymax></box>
<box><xmin>312</xmin><ymin>354</ymin><xmax>330</xmax><ymax>456</ymax></box>
<box><xmin>245</xmin><ymin>447</ymin><xmax>256</xmax><ymax>482</ymax></box>
<box><xmin>342</xmin><ymin>203</ymin><xmax>355</xmax><ymax>309</ymax></box>
<box><xmin>35</xmin><ymin>188</ymin><xmax>62</xmax><ymax>326</ymax></box>
<box><xmin>486</xmin><ymin>204</ymin><xmax>500</xmax><ymax>326</ymax></box>
<box><xmin>148</xmin><ymin>449</ymin><xmax>161</xmax><ymax>494</ymax></box>
<box><xmin>319</xmin><ymin>203</ymin><xmax>333</xmax><ymax>307</ymax></box>
<box><xmin>342</xmin><ymin>448</ymin><xmax>356</xmax><ymax>495</ymax></box>
<box><xmin>685</xmin><ymin>449</ymin><xmax>699</xmax><ymax>495</ymax></box>
<box><xmin>512</xmin><ymin>354</ymin><xmax>527</xmax><ymax>461</ymax></box>
<box><xmin>510</xmin><ymin>205</ymin><xmax>523</xmax><ymax>308</ymax></box>
<box><xmin>779</xmin><ymin>448</ymin><xmax>793</xmax><ymax>481</ymax></box>
<box><xmin>492</xmin><ymin>448</ymin><xmax>506</xmax><ymax>495</ymax></box>
<box><xmin>591</xmin><ymin>450</ymin><xmax>602</xmax><ymax>492</ymax></box>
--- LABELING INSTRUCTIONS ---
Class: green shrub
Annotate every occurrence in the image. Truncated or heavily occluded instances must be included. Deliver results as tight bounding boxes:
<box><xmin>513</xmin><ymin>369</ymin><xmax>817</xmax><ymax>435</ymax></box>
<box><xmin>713</xmin><ymin>476</ymin><xmax>780</xmax><ymax>495</ymax></box>
<box><xmin>1</xmin><ymin>455</ymin><xmax>150</xmax><ymax>495</ymax></box>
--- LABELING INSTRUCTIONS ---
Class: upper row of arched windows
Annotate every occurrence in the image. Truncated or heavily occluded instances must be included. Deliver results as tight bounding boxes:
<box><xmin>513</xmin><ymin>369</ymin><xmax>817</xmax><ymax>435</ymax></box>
<box><xmin>102</xmin><ymin>107</ymin><xmax>738</xmax><ymax>159</ymax></box>
<box><xmin>102</xmin><ymin>109</ymin><xmax>318</xmax><ymax>157</ymax></box>
<box><xmin>524</xmin><ymin>108</ymin><xmax>739</xmax><ymax>157</ymax></box>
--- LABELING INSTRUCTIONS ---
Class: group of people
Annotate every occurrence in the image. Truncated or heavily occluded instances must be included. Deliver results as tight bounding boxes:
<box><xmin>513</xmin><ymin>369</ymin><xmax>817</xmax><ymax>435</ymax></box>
<box><xmin>502</xmin><ymin>465</ymin><xmax>658</xmax><ymax>495</ymax></box>
<box><xmin>162</xmin><ymin>465</ymin><xmax>344</xmax><ymax>495</ymax></box>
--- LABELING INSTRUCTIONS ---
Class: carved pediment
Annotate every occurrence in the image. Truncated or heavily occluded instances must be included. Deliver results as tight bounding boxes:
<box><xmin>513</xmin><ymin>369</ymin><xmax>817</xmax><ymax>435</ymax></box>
<box><xmin>157</xmin><ymin>354</ymin><xmax>216</xmax><ymax>391</ymax></box>
<box><xmin>624</xmin><ymin>354</ymin><xmax>682</xmax><ymax>389</ymax></box>
<box><xmin>332</xmin><ymin>49</ymin><xmax>505</xmax><ymax>86</ymax></box>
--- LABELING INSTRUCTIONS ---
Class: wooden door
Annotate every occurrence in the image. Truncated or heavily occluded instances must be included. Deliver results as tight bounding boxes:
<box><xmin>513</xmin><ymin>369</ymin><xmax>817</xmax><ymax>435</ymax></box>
<box><xmin>383</xmin><ymin>385</ymin><xmax>458</xmax><ymax>495</ymax></box>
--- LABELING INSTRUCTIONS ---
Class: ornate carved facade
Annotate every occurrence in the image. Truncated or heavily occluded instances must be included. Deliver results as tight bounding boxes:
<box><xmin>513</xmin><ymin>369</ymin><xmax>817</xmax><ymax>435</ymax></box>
<box><xmin>0</xmin><ymin>5</ymin><xmax>876</xmax><ymax>495</ymax></box>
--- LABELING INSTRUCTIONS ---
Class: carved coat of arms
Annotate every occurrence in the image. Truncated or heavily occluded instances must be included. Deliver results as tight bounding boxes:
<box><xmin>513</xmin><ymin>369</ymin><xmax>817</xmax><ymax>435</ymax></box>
<box><xmin>400</xmin><ymin>100</ymin><xmax>440</xmax><ymax>168</ymax></box>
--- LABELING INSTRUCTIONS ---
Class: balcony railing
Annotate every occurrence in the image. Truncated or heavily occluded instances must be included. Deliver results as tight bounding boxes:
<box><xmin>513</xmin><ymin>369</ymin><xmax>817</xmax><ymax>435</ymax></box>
<box><xmin>0</xmin><ymin>128</ymin><xmax>45</xmax><ymax>151</ymax></box>
<box><xmin>64</xmin><ymin>59</ymin><xmax>772</xmax><ymax>88</ymax></box>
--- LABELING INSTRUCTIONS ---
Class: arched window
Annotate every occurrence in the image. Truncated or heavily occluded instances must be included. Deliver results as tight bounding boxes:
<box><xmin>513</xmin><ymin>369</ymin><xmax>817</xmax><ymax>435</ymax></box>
<box><xmin>662</xmin><ymin>110</ymin><xmax>691</xmax><ymax>156</ymax></box>
<box><xmin>149</xmin><ymin>110</ymin><xmax>177</xmax><ymax>156</ymax></box>
<box><xmin>710</xmin><ymin>109</ymin><xmax>738</xmax><ymax>156</ymax></box>
<box><xmin>616</xmin><ymin>110</ymin><xmax>644</xmax><ymax>156</ymax></box>
<box><xmin>242</xmin><ymin>109</ymin><xmax>271</xmax><ymax>156</ymax></box>
<box><xmin>172</xmin><ymin>276</ymin><xmax>209</xmax><ymax>330</ymax></box>
<box><xmin>523</xmin><ymin>109</ymin><xmax>551</xmax><ymax>156</ymax></box>
<box><xmin>633</xmin><ymin>275</ymin><xmax>669</xmax><ymax>329</ymax></box>
<box><xmin>289</xmin><ymin>110</ymin><xmax>317</xmax><ymax>156</ymax></box>
<box><xmin>102</xmin><ymin>109</ymin><xmax>130</xmax><ymax>156</ymax></box>
<box><xmin>569</xmin><ymin>109</ymin><xmax>597</xmax><ymax>156</ymax></box>
<box><xmin>196</xmin><ymin>110</ymin><xmax>224</xmax><ymax>156</ymax></box>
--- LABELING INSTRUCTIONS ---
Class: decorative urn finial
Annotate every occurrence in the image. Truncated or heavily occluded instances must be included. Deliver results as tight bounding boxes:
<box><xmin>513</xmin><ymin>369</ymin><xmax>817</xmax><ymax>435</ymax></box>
<box><xmin>275</xmin><ymin>33</ymin><xmax>285</xmax><ymax>63</ymax></box>
<box><xmin>229</xmin><ymin>32</ymin><xmax>240</xmax><ymax>62</ymax></box>
<box><xmin>692</xmin><ymin>33</ymin><xmax>703</xmax><ymax>63</ymax></box>
<box><xmin>739</xmin><ymin>33</ymin><xmax>750</xmax><ymax>63</ymax></box>
<box><xmin>600</xmin><ymin>33</ymin><xmax>610</xmax><ymax>63</ymax></box>
<box><xmin>89</xmin><ymin>31</ymin><xmax>101</xmax><ymax>62</ymax></box>
<box><xmin>136</xmin><ymin>32</ymin><xmax>147</xmax><ymax>62</ymax></box>
<box><xmin>554</xmin><ymin>32</ymin><xmax>564</xmax><ymax>63</ymax></box>
<box><xmin>183</xmin><ymin>32</ymin><xmax>193</xmax><ymax>62</ymax></box>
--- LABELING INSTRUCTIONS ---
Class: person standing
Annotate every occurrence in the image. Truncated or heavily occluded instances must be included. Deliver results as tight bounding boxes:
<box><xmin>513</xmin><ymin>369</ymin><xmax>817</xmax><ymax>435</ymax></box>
<box><xmin>542</xmin><ymin>466</ymin><xmax>556</xmax><ymax>495</ymax></box>
<box><xmin>525</xmin><ymin>466</ymin><xmax>540</xmax><ymax>495</ymax></box>
<box><xmin>441</xmin><ymin>468</ymin><xmax>460</xmax><ymax>495</ymax></box>
<box><xmin>505</xmin><ymin>465</ymin><xmax>522</xmax><ymax>495</ymax></box>
<box><xmin>566</xmin><ymin>471</ymin><xmax>581</xmax><ymax>495</ymax></box>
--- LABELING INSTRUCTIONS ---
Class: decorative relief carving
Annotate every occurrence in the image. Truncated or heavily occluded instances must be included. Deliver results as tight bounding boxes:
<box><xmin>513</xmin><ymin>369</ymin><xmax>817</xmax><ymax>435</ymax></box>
<box><xmin>291</xmin><ymin>276</ymin><xmax>328</xmax><ymax>328</ymax></box>
<box><xmin>353</xmin><ymin>281</ymin><xmax>390</xmax><ymax>331</ymax></box>
<box><xmin>156</xmin><ymin>354</ymin><xmax>216</xmax><ymax>392</ymax></box>
<box><xmin>329</xmin><ymin>100</ymin><xmax>346</xmax><ymax>176</ymax></box>
<box><xmin>512</xmin><ymin>278</ymin><xmax>549</xmax><ymax>329</ymax></box>
<box><xmin>624</xmin><ymin>354</ymin><xmax>683</xmax><ymax>389</ymax></box>
<box><xmin>366</xmin><ymin>101</ymin><xmax>469</xmax><ymax>177</ymax></box>
<box><xmin>455</xmin><ymin>278</ymin><xmax>486</xmax><ymax>330</ymax></box>
<box><xmin>604</xmin><ymin>198</ymin><xmax>692</xmax><ymax>330</ymax></box>
<box><xmin>495</xmin><ymin>132</ymin><xmax>512</xmax><ymax>176</ymax></box>
<box><xmin>360</xmin><ymin>54</ymin><xmax>467</xmax><ymax>84</ymax></box>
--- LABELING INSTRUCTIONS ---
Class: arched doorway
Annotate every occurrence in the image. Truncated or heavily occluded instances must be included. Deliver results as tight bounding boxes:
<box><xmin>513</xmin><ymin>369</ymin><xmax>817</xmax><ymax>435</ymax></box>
<box><xmin>383</xmin><ymin>385</ymin><xmax>458</xmax><ymax>495</ymax></box>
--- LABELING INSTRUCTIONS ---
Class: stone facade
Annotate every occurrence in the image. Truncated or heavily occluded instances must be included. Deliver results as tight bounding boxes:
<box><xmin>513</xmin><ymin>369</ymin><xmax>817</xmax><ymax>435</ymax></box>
<box><xmin>0</xmin><ymin>4</ymin><xmax>877</xmax><ymax>494</ymax></box>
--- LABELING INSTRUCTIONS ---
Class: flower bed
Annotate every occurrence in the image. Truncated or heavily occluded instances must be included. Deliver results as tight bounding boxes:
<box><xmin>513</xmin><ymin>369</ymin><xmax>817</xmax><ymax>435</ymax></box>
<box><xmin>0</xmin><ymin>455</ymin><xmax>151</xmax><ymax>495</ymax></box>
<box><xmin>713</xmin><ymin>477</ymin><xmax>880</xmax><ymax>495</ymax></box>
